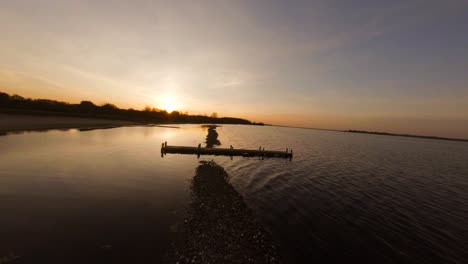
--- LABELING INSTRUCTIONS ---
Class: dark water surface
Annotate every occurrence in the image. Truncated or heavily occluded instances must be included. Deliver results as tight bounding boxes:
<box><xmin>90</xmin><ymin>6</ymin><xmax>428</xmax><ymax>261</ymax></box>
<box><xmin>1</xmin><ymin>125</ymin><xmax>467</xmax><ymax>263</ymax></box>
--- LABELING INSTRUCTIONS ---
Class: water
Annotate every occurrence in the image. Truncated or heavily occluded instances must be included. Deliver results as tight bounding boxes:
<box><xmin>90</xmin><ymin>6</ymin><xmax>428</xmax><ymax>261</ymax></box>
<box><xmin>1</xmin><ymin>125</ymin><xmax>467</xmax><ymax>263</ymax></box>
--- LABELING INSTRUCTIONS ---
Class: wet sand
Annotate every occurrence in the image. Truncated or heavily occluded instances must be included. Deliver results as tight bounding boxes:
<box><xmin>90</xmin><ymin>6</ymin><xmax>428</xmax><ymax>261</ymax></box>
<box><xmin>0</xmin><ymin>114</ymin><xmax>137</xmax><ymax>134</ymax></box>
<box><xmin>167</xmin><ymin>161</ymin><xmax>282</xmax><ymax>264</ymax></box>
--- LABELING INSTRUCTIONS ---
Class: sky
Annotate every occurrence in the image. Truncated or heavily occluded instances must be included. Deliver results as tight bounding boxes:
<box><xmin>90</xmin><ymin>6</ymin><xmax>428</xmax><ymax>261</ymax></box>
<box><xmin>1</xmin><ymin>0</ymin><xmax>467</xmax><ymax>138</ymax></box>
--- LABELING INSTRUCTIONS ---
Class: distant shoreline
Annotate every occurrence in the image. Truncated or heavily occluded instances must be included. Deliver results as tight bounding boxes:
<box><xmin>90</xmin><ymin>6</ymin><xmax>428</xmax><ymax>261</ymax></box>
<box><xmin>346</xmin><ymin>130</ymin><xmax>468</xmax><ymax>142</ymax></box>
<box><xmin>7</xmin><ymin>114</ymin><xmax>458</xmax><ymax>143</ymax></box>
<box><xmin>0</xmin><ymin>113</ymin><xmax>254</xmax><ymax>135</ymax></box>
<box><xmin>0</xmin><ymin>114</ymin><xmax>139</xmax><ymax>135</ymax></box>
<box><xmin>0</xmin><ymin>91</ymin><xmax>261</xmax><ymax>126</ymax></box>
<box><xmin>272</xmin><ymin>124</ymin><xmax>342</xmax><ymax>132</ymax></box>
<box><xmin>272</xmin><ymin>125</ymin><xmax>468</xmax><ymax>142</ymax></box>
<box><xmin>0</xmin><ymin>90</ymin><xmax>264</xmax><ymax>135</ymax></box>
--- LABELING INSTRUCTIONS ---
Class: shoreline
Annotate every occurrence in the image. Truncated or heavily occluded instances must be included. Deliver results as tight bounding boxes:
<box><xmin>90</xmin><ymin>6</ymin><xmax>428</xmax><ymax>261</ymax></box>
<box><xmin>272</xmin><ymin>125</ymin><xmax>468</xmax><ymax>143</ymax></box>
<box><xmin>347</xmin><ymin>129</ymin><xmax>468</xmax><ymax>143</ymax></box>
<box><xmin>0</xmin><ymin>114</ymin><xmax>140</xmax><ymax>135</ymax></box>
<box><xmin>0</xmin><ymin>112</ymin><xmax>256</xmax><ymax>135</ymax></box>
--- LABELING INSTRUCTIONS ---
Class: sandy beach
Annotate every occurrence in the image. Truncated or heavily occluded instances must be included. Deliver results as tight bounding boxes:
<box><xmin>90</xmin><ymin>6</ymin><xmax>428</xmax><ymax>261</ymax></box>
<box><xmin>0</xmin><ymin>114</ymin><xmax>137</xmax><ymax>134</ymax></box>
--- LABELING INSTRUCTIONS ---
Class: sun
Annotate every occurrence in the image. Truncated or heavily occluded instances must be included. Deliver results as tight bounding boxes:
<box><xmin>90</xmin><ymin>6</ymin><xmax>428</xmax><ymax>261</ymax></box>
<box><xmin>161</xmin><ymin>96</ymin><xmax>178</xmax><ymax>112</ymax></box>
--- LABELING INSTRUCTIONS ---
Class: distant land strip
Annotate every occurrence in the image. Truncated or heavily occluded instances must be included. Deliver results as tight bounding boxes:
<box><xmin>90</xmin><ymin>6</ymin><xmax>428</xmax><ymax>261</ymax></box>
<box><xmin>272</xmin><ymin>125</ymin><xmax>468</xmax><ymax>142</ymax></box>
<box><xmin>346</xmin><ymin>130</ymin><xmax>468</xmax><ymax>142</ymax></box>
<box><xmin>272</xmin><ymin>124</ymin><xmax>342</xmax><ymax>132</ymax></box>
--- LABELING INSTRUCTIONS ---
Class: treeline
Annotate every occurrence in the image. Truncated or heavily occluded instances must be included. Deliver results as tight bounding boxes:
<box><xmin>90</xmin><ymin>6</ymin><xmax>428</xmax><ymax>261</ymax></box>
<box><xmin>0</xmin><ymin>92</ymin><xmax>261</xmax><ymax>125</ymax></box>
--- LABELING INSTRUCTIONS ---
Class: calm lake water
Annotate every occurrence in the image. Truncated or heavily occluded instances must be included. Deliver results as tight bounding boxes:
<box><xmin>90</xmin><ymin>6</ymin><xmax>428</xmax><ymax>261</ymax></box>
<box><xmin>1</xmin><ymin>125</ymin><xmax>467</xmax><ymax>263</ymax></box>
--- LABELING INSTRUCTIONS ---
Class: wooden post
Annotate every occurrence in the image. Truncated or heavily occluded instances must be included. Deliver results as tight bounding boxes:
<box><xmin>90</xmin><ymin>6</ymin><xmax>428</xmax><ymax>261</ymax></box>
<box><xmin>165</xmin><ymin>141</ymin><xmax>167</xmax><ymax>147</ymax></box>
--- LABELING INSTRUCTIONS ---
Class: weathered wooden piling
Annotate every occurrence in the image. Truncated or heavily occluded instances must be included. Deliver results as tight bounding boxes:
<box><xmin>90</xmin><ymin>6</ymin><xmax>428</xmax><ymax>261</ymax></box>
<box><xmin>161</xmin><ymin>143</ymin><xmax>293</xmax><ymax>158</ymax></box>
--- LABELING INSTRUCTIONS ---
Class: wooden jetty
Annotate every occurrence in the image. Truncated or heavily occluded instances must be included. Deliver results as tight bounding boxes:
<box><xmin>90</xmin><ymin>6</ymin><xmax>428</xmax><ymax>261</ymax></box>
<box><xmin>161</xmin><ymin>142</ymin><xmax>293</xmax><ymax>158</ymax></box>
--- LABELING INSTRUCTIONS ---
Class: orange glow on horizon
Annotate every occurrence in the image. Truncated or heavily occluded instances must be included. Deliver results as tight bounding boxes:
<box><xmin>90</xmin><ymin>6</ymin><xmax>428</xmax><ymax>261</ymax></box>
<box><xmin>159</xmin><ymin>95</ymin><xmax>179</xmax><ymax>113</ymax></box>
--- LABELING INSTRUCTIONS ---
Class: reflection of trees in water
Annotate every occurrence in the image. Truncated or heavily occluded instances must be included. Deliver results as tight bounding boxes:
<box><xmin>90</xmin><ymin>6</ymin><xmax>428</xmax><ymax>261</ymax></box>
<box><xmin>205</xmin><ymin>125</ymin><xmax>221</xmax><ymax>148</ymax></box>
<box><xmin>168</xmin><ymin>161</ymin><xmax>281</xmax><ymax>263</ymax></box>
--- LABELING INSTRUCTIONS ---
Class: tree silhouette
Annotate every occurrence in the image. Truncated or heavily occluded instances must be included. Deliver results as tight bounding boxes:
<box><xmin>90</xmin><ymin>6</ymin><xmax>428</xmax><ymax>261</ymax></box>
<box><xmin>0</xmin><ymin>91</ymin><xmax>258</xmax><ymax>125</ymax></box>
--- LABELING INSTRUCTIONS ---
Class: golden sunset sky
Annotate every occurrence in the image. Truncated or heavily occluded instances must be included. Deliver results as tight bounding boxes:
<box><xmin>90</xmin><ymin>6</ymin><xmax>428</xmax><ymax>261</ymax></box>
<box><xmin>1</xmin><ymin>0</ymin><xmax>467</xmax><ymax>137</ymax></box>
